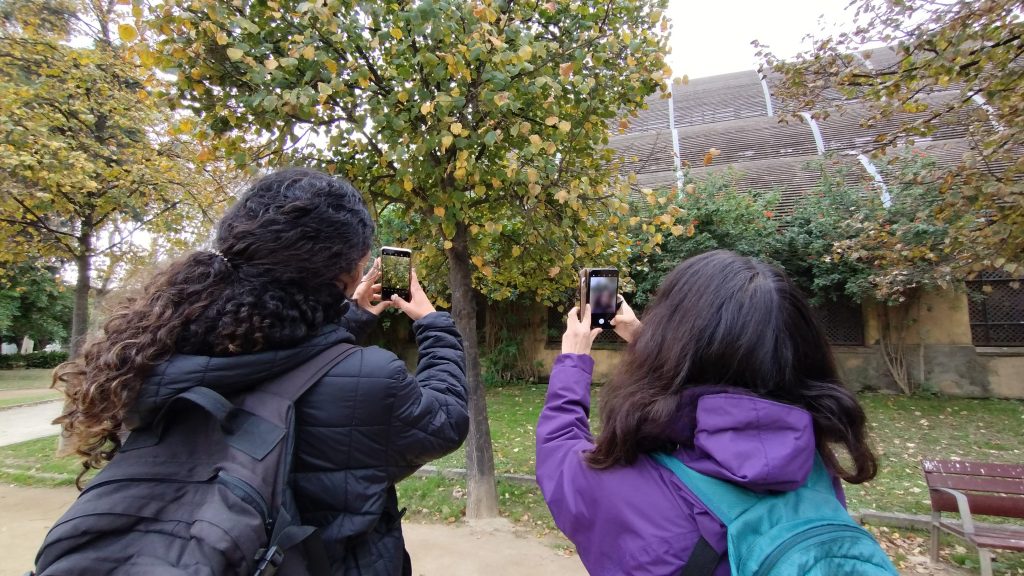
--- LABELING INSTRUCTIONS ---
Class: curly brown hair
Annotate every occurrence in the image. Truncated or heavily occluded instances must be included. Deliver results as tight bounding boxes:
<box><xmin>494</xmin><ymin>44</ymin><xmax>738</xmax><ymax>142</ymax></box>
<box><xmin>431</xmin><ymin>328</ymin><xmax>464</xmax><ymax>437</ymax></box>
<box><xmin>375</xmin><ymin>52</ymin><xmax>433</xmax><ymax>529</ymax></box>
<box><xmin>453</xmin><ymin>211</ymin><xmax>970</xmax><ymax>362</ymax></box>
<box><xmin>54</xmin><ymin>168</ymin><xmax>374</xmax><ymax>486</ymax></box>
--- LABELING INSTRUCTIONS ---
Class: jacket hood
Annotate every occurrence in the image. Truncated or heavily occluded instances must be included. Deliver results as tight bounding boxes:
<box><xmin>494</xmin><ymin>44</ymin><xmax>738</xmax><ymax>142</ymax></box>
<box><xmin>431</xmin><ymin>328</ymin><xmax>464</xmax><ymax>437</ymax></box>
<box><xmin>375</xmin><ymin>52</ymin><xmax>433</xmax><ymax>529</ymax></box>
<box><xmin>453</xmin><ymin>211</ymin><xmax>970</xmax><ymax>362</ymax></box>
<box><xmin>127</xmin><ymin>323</ymin><xmax>356</xmax><ymax>430</ymax></box>
<box><xmin>668</xmin><ymin>386</ymin><xmax>816</xmax><ymax>492</ymax></box>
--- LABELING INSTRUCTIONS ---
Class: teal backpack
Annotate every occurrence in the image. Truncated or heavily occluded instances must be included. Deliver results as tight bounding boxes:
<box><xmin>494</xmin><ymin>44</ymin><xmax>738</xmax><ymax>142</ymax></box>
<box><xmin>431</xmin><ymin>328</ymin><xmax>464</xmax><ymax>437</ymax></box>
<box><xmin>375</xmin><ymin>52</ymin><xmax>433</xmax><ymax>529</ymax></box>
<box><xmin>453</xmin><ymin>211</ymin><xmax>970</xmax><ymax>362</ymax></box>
<box><xmin>651</xmin><ymin>452</ymin><xmax>898</xmax><ymax>576</ymax></box>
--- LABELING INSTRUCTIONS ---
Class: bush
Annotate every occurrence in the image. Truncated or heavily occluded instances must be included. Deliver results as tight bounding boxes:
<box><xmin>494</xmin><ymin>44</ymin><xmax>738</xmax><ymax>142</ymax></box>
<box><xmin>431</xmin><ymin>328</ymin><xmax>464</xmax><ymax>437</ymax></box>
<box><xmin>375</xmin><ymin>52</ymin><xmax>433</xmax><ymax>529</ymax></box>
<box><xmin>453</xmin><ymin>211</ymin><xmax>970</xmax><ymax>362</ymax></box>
<box><xmin>1</xmin><ymin>351</ymin><xmax>69</xmax><ymax>369</ymax></box>
<box><xmin>0</xmin><ymin>354</ymin><xmax>26</xmax><ymax>369</ymax></box>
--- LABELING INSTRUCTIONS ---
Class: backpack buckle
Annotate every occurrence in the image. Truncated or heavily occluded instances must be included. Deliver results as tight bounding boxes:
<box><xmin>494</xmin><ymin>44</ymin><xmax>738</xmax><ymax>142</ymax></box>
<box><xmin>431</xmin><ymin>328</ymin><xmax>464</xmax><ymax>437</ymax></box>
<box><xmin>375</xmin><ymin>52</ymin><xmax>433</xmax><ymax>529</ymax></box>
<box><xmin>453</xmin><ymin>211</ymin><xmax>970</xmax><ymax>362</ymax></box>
<box><xmin>253</xmin><ymin>545</ymin><xmax>284</xmax><ymax>576</ymax></box>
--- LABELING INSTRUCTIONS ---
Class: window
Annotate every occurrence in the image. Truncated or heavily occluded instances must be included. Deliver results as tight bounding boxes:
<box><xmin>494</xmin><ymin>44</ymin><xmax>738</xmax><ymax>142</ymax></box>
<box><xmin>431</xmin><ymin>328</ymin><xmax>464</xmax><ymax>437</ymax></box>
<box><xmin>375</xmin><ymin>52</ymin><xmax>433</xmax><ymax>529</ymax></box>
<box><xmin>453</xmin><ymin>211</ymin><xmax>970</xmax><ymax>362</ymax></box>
<box><xmin>811</xmin><ymin>299</ymin><xmax>865</xmax><ymax>346</ymax></box>
<box><xmin>546</xmin><ymin>304</ymin><xmax>626</xmax><ymax>347</ymax></box>
<box><xmin>967</xmin><ymin>271</ymin><xmax>1024</xmax><ymax>347</ymax></box>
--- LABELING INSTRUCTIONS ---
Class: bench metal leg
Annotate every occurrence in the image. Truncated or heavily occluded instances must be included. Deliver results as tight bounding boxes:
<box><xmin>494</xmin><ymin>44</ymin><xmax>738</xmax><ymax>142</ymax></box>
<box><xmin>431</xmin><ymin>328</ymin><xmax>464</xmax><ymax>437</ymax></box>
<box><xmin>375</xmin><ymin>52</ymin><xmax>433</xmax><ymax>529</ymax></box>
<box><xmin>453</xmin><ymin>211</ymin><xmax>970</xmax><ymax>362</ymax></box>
<box><xmin>978</xmin><ymin>548</ymin><xmax>993</xmax><ymax>576</ymax></box>
<box><xmin>929</xmin><ymin>512</ymin><xmax>940</xmax><ymax>563</ymax></box>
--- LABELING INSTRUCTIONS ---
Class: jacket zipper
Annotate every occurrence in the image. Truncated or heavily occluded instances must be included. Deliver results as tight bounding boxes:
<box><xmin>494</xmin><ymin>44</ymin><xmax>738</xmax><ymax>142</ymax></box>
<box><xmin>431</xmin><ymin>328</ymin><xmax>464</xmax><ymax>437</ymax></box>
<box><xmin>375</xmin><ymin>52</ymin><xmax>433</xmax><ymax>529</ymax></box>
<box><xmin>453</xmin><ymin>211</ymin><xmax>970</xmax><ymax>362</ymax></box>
<box><xmin>753</xmin><ymin>524</ymin><xmax>868</xmax><ymax>576</ymax></box>
<box><xmin>216</xmin><ymin>472</ymin><xmax>270</xmax><ymax>527</ymax></box>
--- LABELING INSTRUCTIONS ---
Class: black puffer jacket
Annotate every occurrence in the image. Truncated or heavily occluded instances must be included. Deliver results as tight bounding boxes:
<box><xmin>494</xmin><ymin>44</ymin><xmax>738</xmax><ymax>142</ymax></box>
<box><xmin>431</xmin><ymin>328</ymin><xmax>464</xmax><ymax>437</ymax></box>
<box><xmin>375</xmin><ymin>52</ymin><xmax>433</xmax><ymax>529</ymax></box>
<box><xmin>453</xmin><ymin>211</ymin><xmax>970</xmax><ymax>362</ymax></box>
<box><xmin>131</xmin><ymin>305</ymin><xmax>469</xmax><ymax>575</ymax></box>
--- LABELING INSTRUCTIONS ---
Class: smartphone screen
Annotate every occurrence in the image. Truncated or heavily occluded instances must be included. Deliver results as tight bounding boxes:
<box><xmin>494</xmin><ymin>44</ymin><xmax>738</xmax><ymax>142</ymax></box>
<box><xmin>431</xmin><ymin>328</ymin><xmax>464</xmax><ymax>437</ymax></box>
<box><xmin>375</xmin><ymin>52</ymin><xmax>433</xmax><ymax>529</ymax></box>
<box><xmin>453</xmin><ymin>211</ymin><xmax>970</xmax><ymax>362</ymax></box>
<box><xmin>587</xmin><ymin>268</ymin><xmax>619</xmax><ymax>329</ymax></box>
<box><xmin>380</xmin><ymin>247</ymin><xmax>411</xmax><ymax>301</ymax></box>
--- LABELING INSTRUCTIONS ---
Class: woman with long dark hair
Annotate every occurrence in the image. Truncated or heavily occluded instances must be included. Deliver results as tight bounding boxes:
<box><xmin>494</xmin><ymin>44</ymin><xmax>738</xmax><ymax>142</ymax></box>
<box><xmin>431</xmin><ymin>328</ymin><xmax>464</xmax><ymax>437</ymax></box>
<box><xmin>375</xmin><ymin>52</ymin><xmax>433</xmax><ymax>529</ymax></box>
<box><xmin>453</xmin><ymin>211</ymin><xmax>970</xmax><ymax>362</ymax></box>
<box><xmin>536</xmin><ymin>250</ymin><xmax>878</xmax><ymax>575</ymax></box>
<box><xmin>54</xmin><ymin>168</ymin><xmax>469</xmax><ymax>574</ymax></box>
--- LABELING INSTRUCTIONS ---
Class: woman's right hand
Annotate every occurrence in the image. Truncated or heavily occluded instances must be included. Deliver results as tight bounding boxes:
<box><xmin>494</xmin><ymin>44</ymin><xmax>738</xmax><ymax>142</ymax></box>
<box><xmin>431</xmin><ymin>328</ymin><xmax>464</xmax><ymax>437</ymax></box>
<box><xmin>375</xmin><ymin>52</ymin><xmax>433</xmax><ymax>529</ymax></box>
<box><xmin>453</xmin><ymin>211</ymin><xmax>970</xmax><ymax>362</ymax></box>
<box><xmin>390</xmin><ymin>269</ymin><xmax>437</xmax><ymax>321</ymax></box>
<box><xmin>611</xmin><ymin>296</ymin><xmax>641</xmax><ymax>342</ymax></box>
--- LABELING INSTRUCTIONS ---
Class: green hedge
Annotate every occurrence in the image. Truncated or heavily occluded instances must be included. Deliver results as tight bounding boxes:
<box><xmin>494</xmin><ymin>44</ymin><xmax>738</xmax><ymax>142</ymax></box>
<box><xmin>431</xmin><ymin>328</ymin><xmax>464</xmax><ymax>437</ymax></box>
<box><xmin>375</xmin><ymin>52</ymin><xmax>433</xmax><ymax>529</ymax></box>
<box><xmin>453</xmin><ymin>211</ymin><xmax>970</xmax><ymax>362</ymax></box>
<box><xmin>0</xmin><ymin>350</ymin><xmax>69</xmax><ymax>370</ymax></box>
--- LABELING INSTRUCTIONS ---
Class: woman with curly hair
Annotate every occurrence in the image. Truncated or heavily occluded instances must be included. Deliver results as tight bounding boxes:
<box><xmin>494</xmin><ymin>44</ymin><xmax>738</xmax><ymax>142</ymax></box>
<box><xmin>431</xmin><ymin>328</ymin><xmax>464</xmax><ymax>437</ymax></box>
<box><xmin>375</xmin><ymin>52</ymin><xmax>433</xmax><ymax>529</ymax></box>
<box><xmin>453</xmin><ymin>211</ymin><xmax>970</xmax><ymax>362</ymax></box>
<box><xmin>50</xmin><ymin>168</ymin><xmax>468</xmax><ymax>575</ymax></box>
<box><xmin>537</xmin><ymin>250</ymin><xmax>881</xmax><ymax>575</ymax></box>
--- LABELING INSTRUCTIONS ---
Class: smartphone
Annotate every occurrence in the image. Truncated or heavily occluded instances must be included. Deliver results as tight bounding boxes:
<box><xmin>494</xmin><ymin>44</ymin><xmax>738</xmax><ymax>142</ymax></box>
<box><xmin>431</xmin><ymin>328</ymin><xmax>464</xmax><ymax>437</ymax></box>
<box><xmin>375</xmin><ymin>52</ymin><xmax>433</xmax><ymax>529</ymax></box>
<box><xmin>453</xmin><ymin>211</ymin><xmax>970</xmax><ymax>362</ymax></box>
<box><xmin>380</xmin><ymin>246</ymin><xmax>412</xmax><ymax>301</ymax></box>
<box><xmin>581</xmin><ymin>268</ymin><xmax>619</xmax><ymax>330</ymax></box>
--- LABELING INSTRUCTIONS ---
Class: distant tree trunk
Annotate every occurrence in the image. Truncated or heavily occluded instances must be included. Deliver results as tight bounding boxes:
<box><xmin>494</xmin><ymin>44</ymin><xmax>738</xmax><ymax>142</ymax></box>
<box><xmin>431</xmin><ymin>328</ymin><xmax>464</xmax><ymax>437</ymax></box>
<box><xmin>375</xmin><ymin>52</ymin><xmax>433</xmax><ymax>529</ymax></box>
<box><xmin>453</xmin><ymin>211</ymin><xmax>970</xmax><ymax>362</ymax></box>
<box><xmin>446</xmin><ymin>222</ymin><xmax>499</xmax><ymax>519</ymax></box>
<box><xmin>70</xmin><ymin>230</ymin><xmax>92</xmax><ymax>359</ymax></box>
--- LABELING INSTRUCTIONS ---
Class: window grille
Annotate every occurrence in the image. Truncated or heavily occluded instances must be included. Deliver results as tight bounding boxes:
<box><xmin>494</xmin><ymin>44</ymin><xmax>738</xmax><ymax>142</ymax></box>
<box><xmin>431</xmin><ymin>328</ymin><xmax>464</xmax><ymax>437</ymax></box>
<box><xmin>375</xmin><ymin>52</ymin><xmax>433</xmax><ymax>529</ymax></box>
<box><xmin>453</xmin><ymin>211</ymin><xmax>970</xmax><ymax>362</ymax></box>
<box><xmin>811</xmin><ymin>299</ymin><xmax>865</xmax><ymax>346</ymax></box>
<box><xmin>546</xmin><ymin>305</ymin><xmax>626</xmax><ymax>347</ymax></box>
<box><xmin>967</xmin><ymin>271</ymin><xmax>1024</xmax><ymax>346</ymax></box>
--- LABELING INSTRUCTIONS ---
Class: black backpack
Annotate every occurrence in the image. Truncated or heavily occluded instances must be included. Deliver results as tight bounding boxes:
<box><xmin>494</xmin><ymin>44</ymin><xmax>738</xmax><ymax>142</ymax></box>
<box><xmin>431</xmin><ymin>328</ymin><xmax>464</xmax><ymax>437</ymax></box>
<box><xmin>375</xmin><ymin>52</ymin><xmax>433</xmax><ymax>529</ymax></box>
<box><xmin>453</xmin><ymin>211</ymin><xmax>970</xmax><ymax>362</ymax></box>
<box><xmin>34</xmin><ymin>342</ymin><xmax>358</xmax><ymax>576</ymax></box>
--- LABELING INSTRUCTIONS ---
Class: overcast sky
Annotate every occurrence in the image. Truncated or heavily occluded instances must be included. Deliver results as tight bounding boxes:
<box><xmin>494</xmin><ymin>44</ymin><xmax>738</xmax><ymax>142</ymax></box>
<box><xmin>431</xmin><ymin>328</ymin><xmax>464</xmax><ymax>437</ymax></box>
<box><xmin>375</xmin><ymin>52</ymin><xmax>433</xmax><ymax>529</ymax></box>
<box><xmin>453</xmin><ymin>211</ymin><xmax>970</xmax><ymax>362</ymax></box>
<box><xmin>665</xmin><ymin>0</ymin><xmax>857</xmax><ymax>79</ymax></box>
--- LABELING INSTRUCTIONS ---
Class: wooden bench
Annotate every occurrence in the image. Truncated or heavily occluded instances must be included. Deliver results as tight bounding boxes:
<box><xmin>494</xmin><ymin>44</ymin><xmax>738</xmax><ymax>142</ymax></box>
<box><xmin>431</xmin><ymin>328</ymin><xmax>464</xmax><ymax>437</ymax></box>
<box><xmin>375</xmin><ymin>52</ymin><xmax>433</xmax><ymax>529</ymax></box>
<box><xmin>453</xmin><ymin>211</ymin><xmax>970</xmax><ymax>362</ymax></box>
<box><xmin>921</xmin><ymin>459</ymin><xmax>1024</xmax><ymax>576</ymax></box>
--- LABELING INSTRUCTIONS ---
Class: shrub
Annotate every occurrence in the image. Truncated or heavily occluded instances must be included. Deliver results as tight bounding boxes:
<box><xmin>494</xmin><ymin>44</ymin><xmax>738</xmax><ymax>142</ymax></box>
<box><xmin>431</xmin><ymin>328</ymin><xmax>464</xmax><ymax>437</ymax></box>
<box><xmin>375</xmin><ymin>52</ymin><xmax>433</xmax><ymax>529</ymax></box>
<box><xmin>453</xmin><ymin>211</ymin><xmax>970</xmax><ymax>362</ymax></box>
<box><xmin>23</xmin><ymin>351</ymin><xmax>68</xmax><ymax>369</ymax></box>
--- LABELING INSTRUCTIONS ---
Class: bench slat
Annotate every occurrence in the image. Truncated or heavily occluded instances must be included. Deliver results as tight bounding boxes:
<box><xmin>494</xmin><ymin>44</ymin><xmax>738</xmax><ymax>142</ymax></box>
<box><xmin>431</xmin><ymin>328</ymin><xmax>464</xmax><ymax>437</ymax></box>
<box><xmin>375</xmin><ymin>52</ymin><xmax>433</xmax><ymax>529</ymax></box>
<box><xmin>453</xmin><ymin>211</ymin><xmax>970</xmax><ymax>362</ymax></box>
<box><xmin>929</xmin><ymin>490</ymin><xmax>1024</xmax><ymax>519</ymax></box>
<box><xmin>922</xmin><ymin>460</ymin><xmax>1024</xmax><ymax>479</ymax></box>
<box><xmin>925</xmin><ymin>474</ymin><xmax>1024</xmax><ymax>496</ymax></box>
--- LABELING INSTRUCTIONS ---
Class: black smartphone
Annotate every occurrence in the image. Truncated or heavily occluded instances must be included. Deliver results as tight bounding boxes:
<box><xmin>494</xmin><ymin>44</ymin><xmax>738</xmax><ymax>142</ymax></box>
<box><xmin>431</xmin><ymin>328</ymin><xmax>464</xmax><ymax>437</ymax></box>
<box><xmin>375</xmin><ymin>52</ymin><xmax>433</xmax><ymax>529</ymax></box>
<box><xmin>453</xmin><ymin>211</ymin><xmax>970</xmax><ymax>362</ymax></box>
<box><xmin>582</xmin><ymin>268</ymin><xmax>619</xmax><ymax>330</ymax></box>
<box><xmin>380</xmin><ymin>246</ymin><xmax>412</xmax><ymax>301</ymax></box>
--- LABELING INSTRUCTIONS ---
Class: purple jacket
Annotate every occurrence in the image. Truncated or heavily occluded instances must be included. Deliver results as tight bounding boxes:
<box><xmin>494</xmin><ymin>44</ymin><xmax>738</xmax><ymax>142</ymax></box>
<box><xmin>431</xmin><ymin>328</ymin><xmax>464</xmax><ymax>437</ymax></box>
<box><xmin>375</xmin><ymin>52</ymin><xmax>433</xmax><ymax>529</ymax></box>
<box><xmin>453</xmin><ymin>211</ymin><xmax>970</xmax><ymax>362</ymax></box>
<box><xmin>536</xmin><ymin>354</ymin><xmax>844</xmax><ymax>576</ymax></box>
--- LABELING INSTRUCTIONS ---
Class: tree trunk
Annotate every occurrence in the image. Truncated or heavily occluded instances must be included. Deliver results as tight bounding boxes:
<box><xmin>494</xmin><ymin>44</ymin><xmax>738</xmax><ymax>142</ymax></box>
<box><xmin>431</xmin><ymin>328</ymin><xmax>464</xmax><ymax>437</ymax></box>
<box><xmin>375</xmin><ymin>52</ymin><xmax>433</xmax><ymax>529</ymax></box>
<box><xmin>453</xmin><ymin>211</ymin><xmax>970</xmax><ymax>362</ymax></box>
<box><xmin>70</xmin><ymin>236</ymin><xmax>92</xmax><ymax>359</ymax></box>
<box><xmin>446</xmin><ymin>222</ymin><xmax>499</xmax><ymax>519</ymax></box>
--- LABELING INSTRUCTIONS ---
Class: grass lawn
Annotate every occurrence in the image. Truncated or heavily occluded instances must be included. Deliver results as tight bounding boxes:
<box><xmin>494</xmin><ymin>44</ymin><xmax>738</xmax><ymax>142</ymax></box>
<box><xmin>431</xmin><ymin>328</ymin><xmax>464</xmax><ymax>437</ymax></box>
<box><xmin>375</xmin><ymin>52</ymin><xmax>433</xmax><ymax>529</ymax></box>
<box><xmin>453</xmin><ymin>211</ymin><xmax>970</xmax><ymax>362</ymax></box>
<box><xmin>0</xmin><ymin>369</ymin><xmax>55</xmax><ymax>391</ymax></box>
<box><xmin>3</xmin><ymin>387</ymin><xmax>1021</xmax><ymax>572</ymax></box>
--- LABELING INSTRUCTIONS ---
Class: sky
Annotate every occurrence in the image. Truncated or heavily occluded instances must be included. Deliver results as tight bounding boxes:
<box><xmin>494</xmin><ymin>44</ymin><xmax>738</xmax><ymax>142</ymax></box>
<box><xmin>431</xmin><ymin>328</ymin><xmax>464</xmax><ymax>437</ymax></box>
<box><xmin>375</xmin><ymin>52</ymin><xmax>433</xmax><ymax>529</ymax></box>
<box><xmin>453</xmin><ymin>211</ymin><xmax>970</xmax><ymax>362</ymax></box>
<box><xmin>666</xmin><ymin>0</ymin><xmax>857</xmax><ymax>79</ymax></box>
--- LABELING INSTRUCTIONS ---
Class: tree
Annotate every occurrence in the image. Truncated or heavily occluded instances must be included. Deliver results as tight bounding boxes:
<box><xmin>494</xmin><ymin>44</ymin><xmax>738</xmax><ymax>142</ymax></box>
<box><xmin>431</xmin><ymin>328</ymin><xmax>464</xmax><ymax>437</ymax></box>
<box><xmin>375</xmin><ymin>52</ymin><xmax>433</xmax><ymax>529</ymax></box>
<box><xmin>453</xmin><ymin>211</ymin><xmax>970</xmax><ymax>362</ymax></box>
<box><xmin>145</xmin><ymin>0</ymin><xmax>671</xmax><ymax>517</ymax></box>
<box><xmin>628</xmin><ymin>172</ymin><xmax>778</xmax><ymax>307</ymax></box>
<box><xmin>757</xmin><ymin>0</ymin><xmax>1024</xmax><ymax>276</ymax></box>
<box><xmin>0</xmin><ymin>263</ymin><xmax>74</xmax><ymax>350</ymax></box>
<box><xmin>0</xmin><ymin>0</ymin><xmax>232</xmax><ymax>355</ymax></box>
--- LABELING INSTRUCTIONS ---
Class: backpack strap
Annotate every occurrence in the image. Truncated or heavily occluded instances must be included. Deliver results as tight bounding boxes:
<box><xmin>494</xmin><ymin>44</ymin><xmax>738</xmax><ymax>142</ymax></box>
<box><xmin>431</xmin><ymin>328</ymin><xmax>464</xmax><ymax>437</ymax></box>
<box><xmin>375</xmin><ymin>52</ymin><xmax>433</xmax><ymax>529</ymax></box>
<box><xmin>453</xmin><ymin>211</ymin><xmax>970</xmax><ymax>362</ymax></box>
<box><xmin>651</xmin><ymin>452</ymin><xmax>835</xmax><ymax>576</ymax></box>
<box><xmin>679</xmin><ymin>536</ymin><xmax>720</xmax><ymax>576</ymax></box>
<box><xmin>650</xmin><ymin>451</ymin><xmax>833</xmax><ymax>525</ymax></box>
<box><xmin>257</xmin><ymin>342</ymin><xmax>359</xmax><ymax>401</ymax></box>
<box><xmin>253</xmin><ymin>342</ymin><xmax>360</xmax><ymax>576</ymax></box>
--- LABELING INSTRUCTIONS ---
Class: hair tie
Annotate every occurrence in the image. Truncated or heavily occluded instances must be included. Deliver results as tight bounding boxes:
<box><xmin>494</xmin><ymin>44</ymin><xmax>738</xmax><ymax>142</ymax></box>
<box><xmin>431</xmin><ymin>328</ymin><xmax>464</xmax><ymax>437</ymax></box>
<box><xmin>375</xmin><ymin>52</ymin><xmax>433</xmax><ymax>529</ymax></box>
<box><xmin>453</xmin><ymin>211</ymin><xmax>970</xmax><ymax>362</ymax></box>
<box><xmin>209</xmin><ymin>249</ymin><xmax>232</xmax><ymax>267</ymax></box>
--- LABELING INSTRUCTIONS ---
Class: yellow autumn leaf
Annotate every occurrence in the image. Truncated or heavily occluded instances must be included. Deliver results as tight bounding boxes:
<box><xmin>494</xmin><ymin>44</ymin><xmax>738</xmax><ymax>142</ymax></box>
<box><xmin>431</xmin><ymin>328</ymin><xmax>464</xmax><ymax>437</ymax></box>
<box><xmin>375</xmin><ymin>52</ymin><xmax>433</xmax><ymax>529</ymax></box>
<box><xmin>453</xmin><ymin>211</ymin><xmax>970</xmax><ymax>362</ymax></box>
<box><xmin>472</xmin><ymin>255</ymin><xmax>485</xmax><ymax>267</ymax></box>
<box><xmin>545</xmin><ymin>116</ymin><xmax>559</xmax><ymax>126</ymax></box>
<box><xmin>554</xmin><ymin>190</ymin><xmax>569</xmax><ymax>203</ymax></box>
<box><xmin>420</xmin><ymin>102</ymin><xmax>432</xmax><ymax>115</ymax></box>
<box><xmin>454</xmin><ymin>167</ymin><xmax>467</xmax><ymax>180</ymax></box>
<box><xmin>390</xmin><ymin>27</ymin><xmax>403</xmax><ymax>40</ymax></box>
<box><xmin>529</xmin><ymin>134</ymin><xmax>542</xmax><ymax>146</ymax></box>
<box><xmin>265</xmin><ymin>58</ymin><xmax>279</xmax><ymax>70</ymax></box>
<box><xmin>511</xmin><ymin>246</ymin><xmax>522</xmax><ymax>257</ymax></box>
<box><xmin>325</xmin><ymin>60</ymin><xmax>338</xmax><ymax>74</ymax></box>
<box><xmin>443</xmin><ymin>240</ymin><xmax>454</xmax><ymax>250</ymax></box>
<box><xmin>685</xmin><ymin>184</ymin><xmax>696</xmax><ymax>194</ymax></box>
<box><xmin>434</xmin><ymin>206</ymin><xmax>446</xmax><ymax>217</ymax></box>
<box><xmin>216</xmin><ymin>32</ymin><xmax>229</xmax><ymax>45</ymax></box>
<box><xmin>559</xmin><ymin>62</ymin><xmax>573</xmax><ymax>79</ymax></box>
<box><xmin>117</xmin><ymin>23</ymin><xmax>138</xmax><ymax>43</ymax></box>
<box><xmin>482</xmin><ymin>265</ymin><xmax>493</xmax><ymax>278</ymax></box>
<box><xmin>671</xmin><ymin>225</ymin><xmax>684</xmax><ymax>236</ymax></box>
<box><xmin>441</xmin><ymin>134</ymin><xmax>454</xmax><ymax>150</ymax></box>
<box><xmin>557</xmin><ymin>120</ymin><xmax>571</xmax><ymax>132</ymax></box>
<box><xmin>302</xmin><ymin>45</ymin><xmax>316</xmax><ymax>60</ymax></box>
<box><xmin>450</xmin><ymin>122</ymin><xmax>463</xmax><ymax>135</ymax></box>
<box><xmin>548</xmin><ymin>266</ymin><xmax>561</xmax><ymax>278</ymax></box>
<box><xmin>397</xmin><ymin>91</ymin><xmax>409</xmax><ymax>103</ymax></box>
<box><xmin>403</xmin><ymin>178</ymin><xmax>413</xmax><ymax>192</ymax></box>
<box><xmin>518</xmin><ymin>45</ymin><xmax>533</xmax><ymax>60</ymax></box>
<box><xmin>527</xmin><ymin>168</ymin><xmax>539</xmax><ymax>183</ymax></box>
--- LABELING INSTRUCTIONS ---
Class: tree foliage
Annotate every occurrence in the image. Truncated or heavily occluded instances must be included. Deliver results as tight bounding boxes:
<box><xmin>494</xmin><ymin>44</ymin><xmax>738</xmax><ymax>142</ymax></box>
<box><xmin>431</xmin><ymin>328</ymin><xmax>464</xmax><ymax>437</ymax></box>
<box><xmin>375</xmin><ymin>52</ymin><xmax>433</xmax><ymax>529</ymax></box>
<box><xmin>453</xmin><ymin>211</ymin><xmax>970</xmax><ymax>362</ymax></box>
<box><xmin>144</xmin><ymin>0</ymin><xmax>671</xmax><ymax>517</ymax></box>
<box><xmin>0</xmin><ymin>0</ymin><xmax>234</xmax><ymax>353</ymax></box>
<box><xmin>757</xmin><ymin>0</ymin><xmax>1024</xmax><ymax>275</ymax></box>
<box><xmin>0</xmin><ymin>263</ymin><xmax>74</xmax><ymax>349</ymax></box>
<box><xmin>629</xmin><ymin>173</ymin><xmax>778</xmax><ymax>306</ymax></box>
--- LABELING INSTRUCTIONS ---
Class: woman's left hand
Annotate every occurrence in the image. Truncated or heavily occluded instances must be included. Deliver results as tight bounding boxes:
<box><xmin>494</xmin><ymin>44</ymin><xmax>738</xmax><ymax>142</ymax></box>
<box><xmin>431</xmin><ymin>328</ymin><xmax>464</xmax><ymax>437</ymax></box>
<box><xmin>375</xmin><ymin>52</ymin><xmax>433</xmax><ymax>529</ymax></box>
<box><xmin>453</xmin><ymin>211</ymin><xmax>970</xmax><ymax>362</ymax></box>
<box><xmin>353</xmin><ymin>258</ymin><xmax>392</xmax><ymax>316</ymax></box>
<box><xmin>562</xmin><ymin>305</ymin><xmax>603</xmax><ymax>356</ymax></box>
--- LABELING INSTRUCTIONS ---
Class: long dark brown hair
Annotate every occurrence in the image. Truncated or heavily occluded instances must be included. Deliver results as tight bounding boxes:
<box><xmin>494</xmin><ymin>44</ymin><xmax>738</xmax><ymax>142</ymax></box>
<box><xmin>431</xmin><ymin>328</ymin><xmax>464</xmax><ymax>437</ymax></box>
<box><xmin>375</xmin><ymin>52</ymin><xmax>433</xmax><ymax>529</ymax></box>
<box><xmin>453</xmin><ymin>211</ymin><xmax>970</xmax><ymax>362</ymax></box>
<box><xmin>587</xmin><ymin>250</ymin><xmax>878</xmax><ymax>484</ymax></box>
<box><xmin>54</xmin><ymin>168</ymin><xmax>374</xmax><ymax>484</ymax></box>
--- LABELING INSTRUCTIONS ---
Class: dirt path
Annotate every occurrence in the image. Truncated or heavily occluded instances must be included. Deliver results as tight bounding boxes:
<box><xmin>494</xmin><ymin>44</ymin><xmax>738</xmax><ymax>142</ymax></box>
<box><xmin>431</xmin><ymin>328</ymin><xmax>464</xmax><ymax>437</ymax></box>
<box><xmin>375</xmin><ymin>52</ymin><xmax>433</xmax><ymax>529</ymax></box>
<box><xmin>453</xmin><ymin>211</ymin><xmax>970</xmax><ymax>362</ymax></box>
<box><xmin>0</xmin><ymin>485</ymin><xmax>586</xmax><ymax>576</ymax></box>
<box><xmin>0</xmin><ymin>402</ymin><xmax>62</xmax><ymax>447</ymax></box>
<box><xmin>0</xmin><ymin>485</ymin><xmax>977</xmax><ymax>576</ymax></box>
